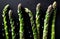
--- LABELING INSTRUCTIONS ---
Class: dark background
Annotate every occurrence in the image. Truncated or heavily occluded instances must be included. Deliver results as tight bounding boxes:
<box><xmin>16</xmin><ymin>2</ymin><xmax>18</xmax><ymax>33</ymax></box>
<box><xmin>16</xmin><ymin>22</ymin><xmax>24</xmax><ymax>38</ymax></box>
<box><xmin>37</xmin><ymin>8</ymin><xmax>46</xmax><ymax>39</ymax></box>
<box><xmin>0</xmin><ymin>0</ymin><xmax>60</xmax><ymax>39</ymax></box>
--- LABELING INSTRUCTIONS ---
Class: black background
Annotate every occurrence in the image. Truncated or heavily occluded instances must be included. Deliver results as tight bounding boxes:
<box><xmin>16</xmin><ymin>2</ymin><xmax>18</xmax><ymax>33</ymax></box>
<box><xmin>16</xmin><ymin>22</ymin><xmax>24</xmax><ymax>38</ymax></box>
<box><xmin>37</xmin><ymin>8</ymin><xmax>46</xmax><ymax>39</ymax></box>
<box><xmin>0</xmin><ymin>0</ymin><xmax>60</xmax><ymax>39</ymax></box>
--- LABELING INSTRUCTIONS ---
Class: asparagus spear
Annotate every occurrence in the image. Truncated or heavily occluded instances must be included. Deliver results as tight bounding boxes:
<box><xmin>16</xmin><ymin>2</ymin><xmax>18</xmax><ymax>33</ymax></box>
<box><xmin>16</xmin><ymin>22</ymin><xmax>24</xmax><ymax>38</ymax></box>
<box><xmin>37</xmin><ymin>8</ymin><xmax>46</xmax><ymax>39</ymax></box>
<box><xmin>8</xmin><ymin>10</ymin><xmax>15</xmax><ymax>39</ymax></box>
<box><xmin>25</xmin><ymin>8</ymin><xmax>38</xmax><ymax>39</ymax></box>
<box><xmin>51</xmin><ymin>1</ymin><xmax>57</xmax><ymax>39</ymax></box>
<box><xmin>2</xmin><ymin>4</ymin><xmax>9</xmax><ymax>39</ymax></box>
<box><xmin>36</xmin><ymin>3</ymin><xmax>41</xmax><ymax>39</ymax></box>
<box><xmin>43</xmin><ymin>5</ymin><xmax>53</xmax><ymax>39</ymax></box>
<box><xmin>17</xmin><ymin>4</ymin><xmax>24</xmax><ymax>39</ymax></box>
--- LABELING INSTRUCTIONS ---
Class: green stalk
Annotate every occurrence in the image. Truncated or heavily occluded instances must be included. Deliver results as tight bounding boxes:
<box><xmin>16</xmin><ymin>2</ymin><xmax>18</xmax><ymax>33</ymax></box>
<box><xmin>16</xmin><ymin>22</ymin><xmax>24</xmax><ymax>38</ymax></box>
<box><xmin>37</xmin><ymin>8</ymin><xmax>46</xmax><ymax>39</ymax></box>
<box><xmin>8</xmin><ymin>10</ymin><xmax>15</xmax><ymax>39</ymax></box>
<box><xmin>17</xmin><ymin>4</ymin><xmax>24</xmax><ymax>39</ymax></box>
<box><xmin>2</xmin><ymin>4</ymin><xmax>9</xmax><ymax>39</ymax></box>
<box><xmin>36</xmin><ymin>3</ymin><xmax>41</xmax><ymax>39</ymax></box>
<box><xmin>43</xmin><ymin>5</ymin><xmax>53</xmax><ymax>39</ymax></box>
<box><xmin>51</xmin><ymin>1</ymin><xmax>57</xmax><ymax>39</ymax></box>
<box><xmin>25</xmin><ymin>8</ymin><xmax>38</xmax><ymax>39</ymax></box>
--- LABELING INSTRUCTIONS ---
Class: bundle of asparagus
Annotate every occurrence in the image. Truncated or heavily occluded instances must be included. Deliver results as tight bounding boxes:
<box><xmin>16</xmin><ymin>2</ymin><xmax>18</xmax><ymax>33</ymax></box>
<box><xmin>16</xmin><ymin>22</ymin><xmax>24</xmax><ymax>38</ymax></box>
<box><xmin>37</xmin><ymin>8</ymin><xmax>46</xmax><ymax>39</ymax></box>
<box><xmin>17</xmin><ymin>4</ymin><xmax>24</xmax><ymax>39</ymax></box>
<box><xmin>36</xmin><ymin>3</ymin><xmax>41</xmax><ymax>39</ymax></box>
<box><xmin>1</xmin><ymin>1</ymin><xmax>57</xmax><ymax>39</ymax></box>
<box><xmin>2</xmin><ymin>4</ymin><xmax>9</xmax><ymax>39</ymax></box>
<box><xmin>8</xmin><ymin>10</ymin><xmax>15</xmax><ymax>39</ymax></box>
<box><xmin>43</xmin><ymin>5</ymin><xmax>53</xmax><ymax>39</ymax></box>
<box><xmin>51</xmin><ymin>1</ymin><xmax>57</xmax><ymax>39</ymax></box>
<box><xmin>25</xmin><ymin>8</ymin><xmax>38</xmax><ymax>39</ymax></box>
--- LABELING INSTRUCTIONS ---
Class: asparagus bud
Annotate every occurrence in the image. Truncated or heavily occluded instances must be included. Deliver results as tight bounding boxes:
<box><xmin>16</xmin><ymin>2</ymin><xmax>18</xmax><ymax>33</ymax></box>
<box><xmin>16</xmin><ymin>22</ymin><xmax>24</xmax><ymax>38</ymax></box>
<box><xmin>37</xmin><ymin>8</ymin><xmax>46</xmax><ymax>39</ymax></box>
<box><xmin>8</xmin><ymin>10</ymin><xmax>15</xmax><ymax>39</ymax></box>
<box><xmin>43</xmin><ymin>5</ymin><xmax>53</xmax><ymax>39</ymax></box>
<box><xmin>36</xmin><ymin>3</ymin><xmax>41</xmax><ymax>39</ymax></box>
<box><xmin>25</xmin><ymin>8</ymin><xmax>38</xmax><ymax>39</ymax></box>
<box><xmin>51</xmin><ymin>1</ymin><xmax>57</xmax><ymax>39</ymax></box>
<box><xmin>53</xmin><ymin>1</ymin><xmax>57</xmax><ymax>8</ymax></box>
<box><xmin>2</xmin><ymin>4</ymin><xmax>9</xmax><ymax>39</ymax></box>
<box><xmin>17</xmin><ymin>3</ymin><xmax>24</xmax><ymax>39</ymax></box>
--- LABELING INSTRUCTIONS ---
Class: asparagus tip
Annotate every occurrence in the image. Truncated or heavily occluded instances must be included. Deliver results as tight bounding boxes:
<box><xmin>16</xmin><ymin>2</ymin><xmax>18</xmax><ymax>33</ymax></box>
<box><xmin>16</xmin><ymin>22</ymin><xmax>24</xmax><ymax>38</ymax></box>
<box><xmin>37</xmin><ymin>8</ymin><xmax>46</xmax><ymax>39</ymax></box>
<box><xmin>47</xmin><ymin>5</ymin><xmax>53</xmax><ymax>13</ymax></box>
<box><xmin>37</xmin><ymin>3</ymin><xmax>41</xmax><ymax>7</ymax></box>
<box><xmin>6</xmin><ymin>4</ymin><xmax>9</xmax><ymax>7</ymax></box>
<box><xmin>3</xmin><ymin>4</ymin><xmax>9</xmax><ymax>10</ymax></box>
<box><xmin>18</xmin><ymin>3</ymin><xmax>21</xmax><ymax>9</ymax></box>
<box><xmin>36</xmin><ymin>3</ymin><xmax>41</xmax><ymax>10</ymax></box>
<box><xmin>53</xmin><ymin>1</ymin><xmax>57</xmax><ymax>8</ymax></box>
<box><xmin>8</xmin><ymin>10</ymin><xmax>12</xmax><ymax>18</ymax></box>
<box><xmin>25</xmin><ymin>8</ymin><xmax>31</xmax><ymax>13</ymax></box>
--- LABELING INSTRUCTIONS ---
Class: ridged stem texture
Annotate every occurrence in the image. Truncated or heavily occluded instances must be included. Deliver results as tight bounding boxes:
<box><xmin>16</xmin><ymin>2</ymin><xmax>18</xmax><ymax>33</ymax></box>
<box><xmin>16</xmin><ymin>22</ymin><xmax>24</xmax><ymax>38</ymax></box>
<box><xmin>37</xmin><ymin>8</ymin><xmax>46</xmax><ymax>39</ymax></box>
<box><xmin>36</xmin><ymin>3</ymin><xmax>41</xmax><ymax>39</ymax></box>
<box><xmin>25</xmin><ymin>8</ymin><xmax>38</xmax><ymax>39</ymax></box>
<box><xmin>2</xmin><ymin>4</ymin><xmax>9</xmax><ymax>39</ymax></box>
<box><xmin>17</xmin><ymin>4</ymin><xmax>24</xmax><ymax>39</ymax></box>
<box><xmin>8</xmin><ymin>10</ymin><xmax>15</xmax><ymax>39</ymax></box>
<box><xmin>51</xmin><ymin>1</ymin><xmax>57</xmax><ymax>39</ymax></box>
<box><xmin>43</xmin><ymin>5</ymin><xmax>53</xmax><ymax>39</ymax></box>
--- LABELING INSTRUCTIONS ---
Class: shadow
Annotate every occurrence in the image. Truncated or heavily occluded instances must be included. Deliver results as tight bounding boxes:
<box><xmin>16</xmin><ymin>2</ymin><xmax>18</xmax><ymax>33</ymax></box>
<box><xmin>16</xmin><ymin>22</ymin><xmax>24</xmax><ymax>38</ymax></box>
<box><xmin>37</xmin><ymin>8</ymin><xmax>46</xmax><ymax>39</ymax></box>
<box><xmin>21</xmin><ymin>7</ymin><xmax>34</xmax><ymax>39</ymax></box>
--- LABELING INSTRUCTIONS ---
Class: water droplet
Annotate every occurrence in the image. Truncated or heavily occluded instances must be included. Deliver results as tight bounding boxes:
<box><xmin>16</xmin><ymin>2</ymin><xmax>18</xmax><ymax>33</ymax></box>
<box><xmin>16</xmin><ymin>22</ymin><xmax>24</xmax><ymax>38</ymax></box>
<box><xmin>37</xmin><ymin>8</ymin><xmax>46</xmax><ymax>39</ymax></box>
<box><xmin>29</xmin><ymin>31</ymin><xmax>31</xmax><ymax>34</ymax></box>
<box><xmin>2</xmin><ymin>23</ymin><xmax>4</xmax><ymax>26</ymax></box>
<box><xmin>30</xmin><ymin>35</ymin><xmax>32</xmax><ymax>38</ymax></box>
<box><xmin>2</xmin><ymin>29</ymin><xmax>4</xmax><ymax>31</ymax></box>
<box><xmin>17</xmin><ymin>23</ymin><xmax>18</xmax><ymax>25</ymax></box>
<box><xmin>42</xmin><ymin>26</ymin><xmax>43</xmax><ymax>29</ymax></box>
<box><xmin>9</xmin><ymin>29</ymin><xmax>11</xmax><ymax>32</ymax></box>
<box><xmin>16</xmin><ymin>33</ymin><xmax>18</xmax><ymax>35</ymax></box>
<box><xmin>42</xmin><ymin>18</ymin><xmax>44</xmax><ymax>20</ymax></box>
<box><xmin>2</xmin><ymin>34</ymin><xmax>4</xmax><ymax>36</ymax></box>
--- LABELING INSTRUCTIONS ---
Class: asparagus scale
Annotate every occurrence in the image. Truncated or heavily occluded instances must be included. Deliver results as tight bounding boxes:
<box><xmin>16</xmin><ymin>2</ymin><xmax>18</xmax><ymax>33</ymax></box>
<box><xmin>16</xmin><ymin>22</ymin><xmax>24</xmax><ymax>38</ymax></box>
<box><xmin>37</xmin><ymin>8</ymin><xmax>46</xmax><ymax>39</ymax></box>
<box><xmin>17</xmin><ymin>4</ymin><xmax>24</xmax><ymax>39</ymax></box>
<box><xmin>25</xmin><ymin>8</ymin><xmax>38</xmax><ymax>39</ymax></box>
<box><xmin>51</xmin><ymin>1</ymin><xmax>57</xmax><ymax>39</ymax></box>
<box><xmin>8</xmin><ymin>10</ymin><xmax>15</xmax><ymax>39</ymax></box>
<box><xmin>2</xmin><ymin>4</ymin><xmax>9</xmax><ymax>39</ymax></box>
<box><xmin>43</xmin><ymin>5</ymin><xmax>53</xmax><ymax>39</ymax></box>
<box><xmin>36</xmin><ymin>3</ymin><xmax>41</xmax><ymax>39</ymax></box>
